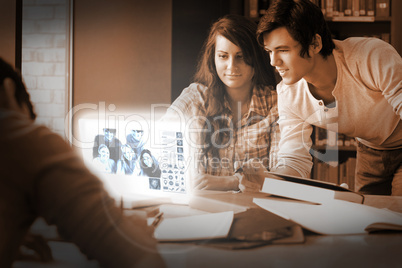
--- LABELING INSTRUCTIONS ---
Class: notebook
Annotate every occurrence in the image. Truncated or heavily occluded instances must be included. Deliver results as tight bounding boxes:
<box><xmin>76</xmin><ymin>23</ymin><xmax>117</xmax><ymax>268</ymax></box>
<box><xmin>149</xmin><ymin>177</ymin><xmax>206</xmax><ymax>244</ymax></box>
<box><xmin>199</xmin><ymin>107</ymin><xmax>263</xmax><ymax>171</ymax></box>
<box><xmin>74</xmin><ymin>111</ymin><xmax>191</xmax><ymax>206</ymax></box>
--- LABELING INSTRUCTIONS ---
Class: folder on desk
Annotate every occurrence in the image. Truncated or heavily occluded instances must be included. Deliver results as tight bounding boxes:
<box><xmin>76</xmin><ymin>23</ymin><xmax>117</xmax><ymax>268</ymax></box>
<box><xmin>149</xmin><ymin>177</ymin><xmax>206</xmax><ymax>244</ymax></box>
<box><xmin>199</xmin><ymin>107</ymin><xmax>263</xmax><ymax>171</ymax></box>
<box><xmin>254</xmin><ymin>197</ymin><xmax>402</xmax><ymax>235</ymax></box>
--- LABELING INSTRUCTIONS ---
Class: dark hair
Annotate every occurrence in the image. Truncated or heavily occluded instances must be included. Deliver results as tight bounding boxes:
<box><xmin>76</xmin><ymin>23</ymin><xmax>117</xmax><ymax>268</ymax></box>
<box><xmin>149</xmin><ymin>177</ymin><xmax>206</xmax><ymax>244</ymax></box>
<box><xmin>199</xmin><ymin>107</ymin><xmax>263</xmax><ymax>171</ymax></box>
<box><xmin>0</xmin><ymin>58</ymin><xmax>36</xmax><ymax>119</ymax></box>
<box><xmin>140</xmin><ymin>149</ymin><xmax>161</xmax><ymax>177</ymax></box>
<box><xmin>194</xmin><ymin>14</ymin><xmax>276</xmax><ymax>169</ymax></box>
<box><xmin>257</xmin><ymin>0</ymin><xmax>335</xmax><ymax>58</ymax></box>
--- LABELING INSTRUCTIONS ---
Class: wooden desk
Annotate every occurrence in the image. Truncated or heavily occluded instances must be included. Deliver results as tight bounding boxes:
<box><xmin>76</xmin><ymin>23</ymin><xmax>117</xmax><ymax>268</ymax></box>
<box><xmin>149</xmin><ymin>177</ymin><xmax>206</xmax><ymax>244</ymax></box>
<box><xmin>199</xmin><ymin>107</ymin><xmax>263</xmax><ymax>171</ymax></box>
<box><xmin>158</xmin><ymin>194</ymin><xmax>402</xmax><ymax>268</ymax></box>
<box><xmin>159</xmin><ymin>232</ymin><xmax>402</xmax><ymax>268</ymax></box>
<box><xmin>14</xmin><ymin>194</ymin><xmax>402</xmax><ymax>268</ymax></box>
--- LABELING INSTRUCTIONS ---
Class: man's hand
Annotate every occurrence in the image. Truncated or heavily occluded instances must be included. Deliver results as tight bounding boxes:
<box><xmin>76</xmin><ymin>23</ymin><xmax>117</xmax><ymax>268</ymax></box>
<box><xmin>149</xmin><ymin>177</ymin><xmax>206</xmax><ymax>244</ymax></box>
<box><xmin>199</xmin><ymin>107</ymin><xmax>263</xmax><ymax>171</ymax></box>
<box><xmin>17</xmin><ymin>233</ymin><xmax>53</xmax><ymax>262</ymax></box>
<box><xmin>127</xmin><ymin>210</ymin><xmax>156</xmax><ymax>237</ymax></box>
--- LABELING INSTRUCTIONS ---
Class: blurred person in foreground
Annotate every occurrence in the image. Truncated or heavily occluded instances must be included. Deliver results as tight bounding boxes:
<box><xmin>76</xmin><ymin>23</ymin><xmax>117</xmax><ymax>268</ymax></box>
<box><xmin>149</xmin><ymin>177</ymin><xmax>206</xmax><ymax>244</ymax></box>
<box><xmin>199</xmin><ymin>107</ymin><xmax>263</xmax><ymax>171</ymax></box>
<box><xmin>0</xmin><ymin>57</ymin><xmax>166</xmax><ymax>267</ymax></box>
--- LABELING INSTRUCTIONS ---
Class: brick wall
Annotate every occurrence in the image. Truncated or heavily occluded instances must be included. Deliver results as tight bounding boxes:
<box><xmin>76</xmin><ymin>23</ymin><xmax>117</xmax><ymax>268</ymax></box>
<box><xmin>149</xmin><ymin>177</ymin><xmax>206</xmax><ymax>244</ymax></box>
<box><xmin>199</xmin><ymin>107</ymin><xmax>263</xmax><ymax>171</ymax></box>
<box><xmin>21</xmin><ymin>0</ymin><xmax>70</xmax><ymax>137</ymax></box>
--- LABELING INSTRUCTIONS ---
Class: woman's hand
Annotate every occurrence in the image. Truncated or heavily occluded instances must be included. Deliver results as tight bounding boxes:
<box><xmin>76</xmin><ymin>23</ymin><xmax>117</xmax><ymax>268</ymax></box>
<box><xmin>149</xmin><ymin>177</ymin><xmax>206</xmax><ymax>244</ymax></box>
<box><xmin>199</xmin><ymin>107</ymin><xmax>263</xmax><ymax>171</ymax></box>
<box><xmin>193</xmin><ymin>174</ymin><xmax>240</xmax><ymax>191</ymax></box>
<box><xmin>238</xmin><ymin>159</ymin><xmax>268</xmax><ymax>192</ymax></box>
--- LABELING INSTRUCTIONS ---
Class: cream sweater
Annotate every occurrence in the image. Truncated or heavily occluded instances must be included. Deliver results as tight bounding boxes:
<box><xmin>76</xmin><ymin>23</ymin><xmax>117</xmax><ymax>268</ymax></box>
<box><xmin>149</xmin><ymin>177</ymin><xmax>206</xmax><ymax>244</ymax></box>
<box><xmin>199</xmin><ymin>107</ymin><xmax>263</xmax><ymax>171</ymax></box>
<box><xmin>276</xmin><ymin>37</ymin><xmax>402</xmax><ymax>177</ymax></box>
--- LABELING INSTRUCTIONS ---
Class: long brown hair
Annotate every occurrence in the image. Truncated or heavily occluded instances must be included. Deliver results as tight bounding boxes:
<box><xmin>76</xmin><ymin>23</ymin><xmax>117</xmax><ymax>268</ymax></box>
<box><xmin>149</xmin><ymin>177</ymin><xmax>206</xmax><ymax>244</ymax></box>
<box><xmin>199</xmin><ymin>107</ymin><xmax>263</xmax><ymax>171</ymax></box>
<box><xmin>194</xmin><ymin>14</ymin><xmax>276</xmax><ymax>171</ymax></box>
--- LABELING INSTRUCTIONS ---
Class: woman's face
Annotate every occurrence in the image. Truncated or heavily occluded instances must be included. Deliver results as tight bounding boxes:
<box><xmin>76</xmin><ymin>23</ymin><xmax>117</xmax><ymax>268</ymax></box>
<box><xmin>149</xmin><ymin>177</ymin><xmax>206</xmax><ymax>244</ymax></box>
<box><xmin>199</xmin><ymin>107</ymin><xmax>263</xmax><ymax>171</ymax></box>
<box><xmin>99</xmin><ymin>146</ymin><xmax>110</xmax><ymax>162</ymax></box>
<box><xmin>214</xmin><ymin>35</ymin><xmax>254</xmax><ymax>93</ymax></box>
<box><xmin>142</xmin><ymin>152</ymin><xmax>153</xmax><ymax>167</ymax></box>
<box><xmin>123</xmin><ymin>146</ymin><xmax>135</xmax><ymax>161</ymax></box>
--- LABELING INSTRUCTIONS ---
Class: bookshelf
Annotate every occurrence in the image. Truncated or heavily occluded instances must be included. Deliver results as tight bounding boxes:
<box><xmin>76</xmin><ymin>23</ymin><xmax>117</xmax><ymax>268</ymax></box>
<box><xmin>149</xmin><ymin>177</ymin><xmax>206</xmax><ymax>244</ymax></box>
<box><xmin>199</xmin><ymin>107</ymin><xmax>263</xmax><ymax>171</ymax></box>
<box><xmin>310</xmin><ymin>127</ymin><xmax>357</xmax><ymax>189</ymax></box>
<box><xmin>311</xmin><ymin>0</ymin><xmax>401</xmax><ymax>55</ymax></box>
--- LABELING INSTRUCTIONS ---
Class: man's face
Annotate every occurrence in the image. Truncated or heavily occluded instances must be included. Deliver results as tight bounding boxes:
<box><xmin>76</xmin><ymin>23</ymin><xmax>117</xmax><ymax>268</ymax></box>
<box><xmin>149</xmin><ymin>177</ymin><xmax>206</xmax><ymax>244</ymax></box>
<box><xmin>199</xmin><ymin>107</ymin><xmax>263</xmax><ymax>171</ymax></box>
<box><xmin>263</xmin><ymin>27</ymin><xmax>315</xmax><ymax>85</ymax></box>
<box><xmin>104</xmin><ymin>130</ymin><xmax>115</xmax><ymax>141</ymax></box>
<box><xmin>131</xmin><ymin>130</ymin><xmax>143</xmax><ymax>141</ymax></box>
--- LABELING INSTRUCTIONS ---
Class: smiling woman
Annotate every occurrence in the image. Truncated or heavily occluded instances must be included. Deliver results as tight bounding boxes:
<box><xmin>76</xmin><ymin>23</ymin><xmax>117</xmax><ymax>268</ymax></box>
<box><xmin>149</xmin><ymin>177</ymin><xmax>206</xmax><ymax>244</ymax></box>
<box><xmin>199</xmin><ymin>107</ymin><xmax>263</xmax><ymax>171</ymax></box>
<box><xmin>161</xmin><ymin>14</ymin><xmax>279</xmax><ymax>193</ymax></box>
<box><xmin>214</xmin><ymin>34</ymin><xmax>255</xmax><ymax>122</ymax></box>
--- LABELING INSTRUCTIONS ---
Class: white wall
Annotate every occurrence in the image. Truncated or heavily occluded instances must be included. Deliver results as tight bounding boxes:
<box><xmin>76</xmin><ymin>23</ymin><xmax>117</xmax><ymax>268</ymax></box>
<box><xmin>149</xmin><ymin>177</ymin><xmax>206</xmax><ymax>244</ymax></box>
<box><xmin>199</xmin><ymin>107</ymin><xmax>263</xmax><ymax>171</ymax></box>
<box><xmin>21</xmin><ymin>0</ymin><xmax>70</xmax><ymax>137</ymax></box>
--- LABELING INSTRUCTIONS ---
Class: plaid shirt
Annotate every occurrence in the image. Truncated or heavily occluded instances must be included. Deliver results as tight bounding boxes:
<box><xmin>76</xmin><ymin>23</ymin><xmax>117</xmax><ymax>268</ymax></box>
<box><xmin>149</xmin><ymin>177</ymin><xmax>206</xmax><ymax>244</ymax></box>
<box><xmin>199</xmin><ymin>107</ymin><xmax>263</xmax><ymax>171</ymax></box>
<box><xmin>162</xmin><ymin>83</ymin><xmax>280</xmax><ymax>176</ymax></box>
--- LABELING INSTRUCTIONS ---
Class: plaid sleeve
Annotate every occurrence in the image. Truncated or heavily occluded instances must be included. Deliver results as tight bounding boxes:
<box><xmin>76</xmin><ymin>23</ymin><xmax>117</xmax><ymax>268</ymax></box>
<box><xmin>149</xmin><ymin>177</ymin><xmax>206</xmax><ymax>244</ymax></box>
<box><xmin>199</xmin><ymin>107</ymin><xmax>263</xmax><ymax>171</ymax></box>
<box><xmin>160</xmin><ymin>83</ymin><xmax>207</xmax><ymax>123</ymax></box>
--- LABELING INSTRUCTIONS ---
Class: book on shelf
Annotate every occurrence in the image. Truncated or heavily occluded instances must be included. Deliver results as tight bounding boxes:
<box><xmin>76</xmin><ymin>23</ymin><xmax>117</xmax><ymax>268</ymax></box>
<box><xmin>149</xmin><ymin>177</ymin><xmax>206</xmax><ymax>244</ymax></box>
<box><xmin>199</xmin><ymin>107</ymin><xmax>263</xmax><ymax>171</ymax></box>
<box><xmin>321</xmin><ymin>0</ymin><xmax>381</xmax><ymax>20</ymax></box>
<box><xmin>314</xmin><ymin>126</ymin><xmax>357</xmax><ymax>149</ymax></box>
<box><xmin>338</xmin><ymin>0</ymin><xmax>345</xmax><ymax>16</ymax></box>
<box><xmin>376</xmin><ymin>0</ymin><xmax>390</xmax><ymax>17</ymax></box>
<box><xmin>326</xmin><ymin>0</ymin><xmax>334</xmax><ymax>17</ymax></box>
<box><xmin>345</xmin><ymin>157</ymin><xmax>356</xmax><ymax>190</ymax></box>
<box><xmin>367</xmin><ymin>0</ymin><xmax>375</xmax><ymax>16</ymax></box>
<box><xmin>352</xmin><ymin>0</ymin><xmax>360</xmax><ymax>16</ymax></box>
<box><xmin>314</xmin><ymin>160</ymin><xmax>350</xmax><ymax>185</ymax></box>
<box><xmin>314</xmin><ymin>126</ymin><xmax>327</xmax><ymax>146</ymax></box>
<box><xmin>261</xmin><ymin>171</ymin><xmax>364</xmax><ymax>204</ymax></box>
<box><xmin>359</xmin><ymin>0</ymin><xmax>366</xmax><ymax>16</ymax></box>
<box><xmin>327</xmin><ymin>162</ymin><xmax>339</xmax><ymax>184</ymax></box>
<box><xmin>245</xmin><ymin>0</ymin><xmax>259</xmax><ymax>19</ymax></box>
<box><xmin>333</xmin><ymin>0</ymin><xmax>340</xmax><ymax>16</ymax></box>
<box><xmin>344</xmin><ymin>0</ymin><xmax>353</xmax><ymax>16</ymax></box>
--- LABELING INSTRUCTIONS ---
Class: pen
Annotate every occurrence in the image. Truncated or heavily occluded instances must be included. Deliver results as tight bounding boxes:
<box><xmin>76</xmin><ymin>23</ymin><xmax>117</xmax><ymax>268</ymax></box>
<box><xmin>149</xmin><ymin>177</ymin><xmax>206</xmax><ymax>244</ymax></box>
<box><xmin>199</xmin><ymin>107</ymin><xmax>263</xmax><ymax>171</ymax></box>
<box><xmin>151</xmin><ymin>212</ymin><xmax>164</xmax><ymax>228</ymax></box>
<box><xmin>234</xmin><ymin>155</ymin><xmax>250</xmax><ymax>174</ymax></box>
<box><xmin>234</xmin><ymin>167</ymin><xmax>243</xmax><ymax>173</ymax></box>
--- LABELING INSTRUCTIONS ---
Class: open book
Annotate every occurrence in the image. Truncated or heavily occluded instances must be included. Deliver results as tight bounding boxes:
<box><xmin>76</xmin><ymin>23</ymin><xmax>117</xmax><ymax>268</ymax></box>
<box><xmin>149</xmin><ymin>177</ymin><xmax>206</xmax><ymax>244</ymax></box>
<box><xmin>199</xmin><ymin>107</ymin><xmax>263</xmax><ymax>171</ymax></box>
<box><xmin>261</xmin><ymin>172</ymin><xmax>364</xmax><ymax>204</ymax></box>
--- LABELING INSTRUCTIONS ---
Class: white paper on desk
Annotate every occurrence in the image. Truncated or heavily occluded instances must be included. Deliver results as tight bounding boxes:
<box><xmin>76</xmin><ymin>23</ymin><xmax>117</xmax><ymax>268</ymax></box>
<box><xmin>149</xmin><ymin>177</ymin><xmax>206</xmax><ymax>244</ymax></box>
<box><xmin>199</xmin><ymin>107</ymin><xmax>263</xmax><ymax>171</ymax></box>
<box><xmin>253</xmin><ymin>198</ymin><xmax>402</xmax><ymax>235</ymax></box>
<box><xmin>154</xmin><ymin>211</ymin><xmax>234</xmax><ymax>241</ymax></box>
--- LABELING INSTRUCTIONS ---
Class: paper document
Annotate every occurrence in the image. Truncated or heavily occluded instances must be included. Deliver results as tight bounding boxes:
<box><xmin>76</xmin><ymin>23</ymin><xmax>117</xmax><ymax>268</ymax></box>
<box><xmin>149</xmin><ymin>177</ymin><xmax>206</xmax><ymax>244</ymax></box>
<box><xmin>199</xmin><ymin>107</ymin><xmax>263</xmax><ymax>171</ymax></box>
<box><xmin>154</xmin><ymin>211</ymin><xmax>234</xmax><ymax>241</ymax></box>
<box><xmin>254</xmin><ymin>197</ymin><xmax>402</xmax><ymax>235</ymax></box>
